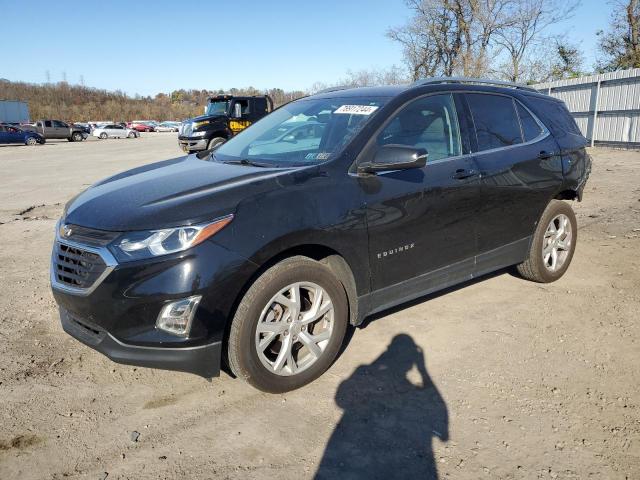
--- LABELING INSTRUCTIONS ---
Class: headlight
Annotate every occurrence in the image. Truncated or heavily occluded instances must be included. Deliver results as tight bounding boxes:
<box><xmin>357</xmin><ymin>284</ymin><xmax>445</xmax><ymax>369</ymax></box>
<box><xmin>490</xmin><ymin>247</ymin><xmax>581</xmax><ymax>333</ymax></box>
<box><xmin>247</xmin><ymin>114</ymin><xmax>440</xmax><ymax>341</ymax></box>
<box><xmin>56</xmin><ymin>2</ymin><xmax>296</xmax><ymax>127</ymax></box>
<box><xmin>192</xmin><ymin>131</ymin><xmax>206</xmax><ymax>137</ymax></box>
<box><xmin>110</xmin><ymin>215</ymin><xmax>233</xmax><ymax>262</ymax></box>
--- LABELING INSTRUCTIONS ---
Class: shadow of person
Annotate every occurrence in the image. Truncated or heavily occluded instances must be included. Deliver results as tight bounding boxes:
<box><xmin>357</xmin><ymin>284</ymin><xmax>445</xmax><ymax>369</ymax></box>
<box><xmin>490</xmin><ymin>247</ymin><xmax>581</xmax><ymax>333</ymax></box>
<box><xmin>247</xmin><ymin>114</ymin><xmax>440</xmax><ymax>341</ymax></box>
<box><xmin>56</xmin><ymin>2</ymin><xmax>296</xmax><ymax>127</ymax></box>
<box><xmin>315</xmin><ymin>334</ymin><xmax>448</xmax><ymax>480</ymax></box>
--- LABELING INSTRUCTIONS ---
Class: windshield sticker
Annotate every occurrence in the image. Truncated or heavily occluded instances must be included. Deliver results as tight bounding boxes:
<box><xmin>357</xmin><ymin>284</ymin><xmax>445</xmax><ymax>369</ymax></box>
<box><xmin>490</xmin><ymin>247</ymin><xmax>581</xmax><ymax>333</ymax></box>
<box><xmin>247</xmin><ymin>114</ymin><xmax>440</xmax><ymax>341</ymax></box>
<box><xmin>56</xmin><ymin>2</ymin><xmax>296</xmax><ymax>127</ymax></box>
<box><xmin>334</xmin><ymin>105</ymin><xmax>379</xmax><ymax>115</ymax></box>
<box><xmin>305</xmin><ymin>152</ymin><xmax>331</xmax><ymax>161</ymax></box>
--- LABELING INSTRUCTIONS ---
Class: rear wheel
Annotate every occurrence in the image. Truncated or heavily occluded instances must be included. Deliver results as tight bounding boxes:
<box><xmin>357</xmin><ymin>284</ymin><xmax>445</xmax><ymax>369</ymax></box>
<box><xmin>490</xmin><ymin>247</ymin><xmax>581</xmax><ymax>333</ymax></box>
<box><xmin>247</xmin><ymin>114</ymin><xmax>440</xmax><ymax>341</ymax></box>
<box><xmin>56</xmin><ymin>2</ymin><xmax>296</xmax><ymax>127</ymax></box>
<box><xmin>227</xmin><ymin>256</ymin><xmax>348</xmax><ymax>393</ymax></box>
<box><xmin>517</xmin><ymin>200</ymin><xmax>577</xmax><ymax>283</ymax></box>
<box><xmin>99</xmin><ymin>132</ymin><xmax>108</xmax><ymax>139</ymax></box>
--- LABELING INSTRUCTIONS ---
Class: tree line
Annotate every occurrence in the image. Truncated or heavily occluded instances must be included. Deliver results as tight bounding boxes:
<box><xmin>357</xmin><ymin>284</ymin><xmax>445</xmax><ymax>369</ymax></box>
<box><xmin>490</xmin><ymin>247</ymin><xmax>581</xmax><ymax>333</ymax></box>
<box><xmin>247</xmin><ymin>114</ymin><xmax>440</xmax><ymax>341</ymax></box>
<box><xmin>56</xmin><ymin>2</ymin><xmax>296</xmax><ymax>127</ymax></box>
<box><xmin>0</xmin><ymin>80</ymin><xmax>306</xmax><ymax>123</ymax></box>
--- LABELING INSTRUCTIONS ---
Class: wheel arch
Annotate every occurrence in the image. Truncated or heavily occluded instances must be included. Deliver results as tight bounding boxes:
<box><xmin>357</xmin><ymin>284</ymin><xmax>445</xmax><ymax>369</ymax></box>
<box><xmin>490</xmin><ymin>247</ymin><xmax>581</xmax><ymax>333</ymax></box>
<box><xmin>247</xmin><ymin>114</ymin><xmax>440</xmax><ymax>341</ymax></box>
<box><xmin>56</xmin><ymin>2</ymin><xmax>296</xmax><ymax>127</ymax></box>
<box><xmin>247</xmin><ymin>243</ymin><xmax>359</xmax><ymax>323</ymax></box>
<box><xmin>554</xmin><ymin>188</ymin><xmax>579</xmax><ymax>201</ymax></box>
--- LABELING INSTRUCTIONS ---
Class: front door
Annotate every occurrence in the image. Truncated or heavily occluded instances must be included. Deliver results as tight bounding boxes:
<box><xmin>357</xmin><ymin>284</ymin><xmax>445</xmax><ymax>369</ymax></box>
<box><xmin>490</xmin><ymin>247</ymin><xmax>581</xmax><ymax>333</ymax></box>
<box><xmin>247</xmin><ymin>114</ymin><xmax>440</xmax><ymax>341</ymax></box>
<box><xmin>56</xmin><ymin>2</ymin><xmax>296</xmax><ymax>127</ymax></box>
<box><xmin>52</xmin><ymin>120</ymin><xmax>68</xmax><ymax>139</ymax></box>
<box><xmin>360</xmin><ymin>93</ymin><xmax>481</xmax><ymax>295</ymax></box>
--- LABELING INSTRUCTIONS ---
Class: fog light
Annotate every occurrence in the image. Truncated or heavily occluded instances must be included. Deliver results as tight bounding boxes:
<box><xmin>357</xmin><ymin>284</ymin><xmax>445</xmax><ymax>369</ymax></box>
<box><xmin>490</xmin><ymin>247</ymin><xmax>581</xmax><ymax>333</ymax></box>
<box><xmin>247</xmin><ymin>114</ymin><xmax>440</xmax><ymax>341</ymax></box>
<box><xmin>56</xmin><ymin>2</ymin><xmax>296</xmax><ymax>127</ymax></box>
<box><xmin>156</xmin><ymin>295</ymin><xmax>202</xmax><ymax>337</ymax></box>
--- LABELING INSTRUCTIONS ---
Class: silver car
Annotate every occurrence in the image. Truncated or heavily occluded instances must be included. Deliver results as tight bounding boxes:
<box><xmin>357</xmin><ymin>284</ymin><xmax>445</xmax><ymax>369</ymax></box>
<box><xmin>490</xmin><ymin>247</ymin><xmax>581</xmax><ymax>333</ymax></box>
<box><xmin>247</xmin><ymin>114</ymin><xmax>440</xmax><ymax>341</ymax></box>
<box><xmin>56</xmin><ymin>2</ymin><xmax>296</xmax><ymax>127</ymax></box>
<box><xmin>92</xmin><ymin>124</ymin><xmax>138</xmax><ymax>139</ymax></box>
<box><xmin>156</xmin><ymin>121</ymin><xmax>181</xmax><ymax>132</ymax></box>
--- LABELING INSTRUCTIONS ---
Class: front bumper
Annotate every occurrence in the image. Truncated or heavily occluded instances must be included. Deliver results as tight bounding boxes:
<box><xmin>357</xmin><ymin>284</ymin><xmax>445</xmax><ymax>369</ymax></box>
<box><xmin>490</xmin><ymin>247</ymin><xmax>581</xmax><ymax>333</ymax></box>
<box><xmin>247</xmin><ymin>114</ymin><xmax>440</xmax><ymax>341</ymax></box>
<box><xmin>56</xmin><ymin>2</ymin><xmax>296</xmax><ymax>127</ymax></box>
<box><xmin>178</xmin><ymin>137</ymin><xmax>208</xmax><ymax>152</ymax></box>
<box><xmin>60</xmin><ymin>307</ymin><xmax>221</xmax><ymax>377</ymax></box>
<box><xmin>51</xmin><ymin>229</ymin><xmax>259</xmax><ymax>378</ymax></box>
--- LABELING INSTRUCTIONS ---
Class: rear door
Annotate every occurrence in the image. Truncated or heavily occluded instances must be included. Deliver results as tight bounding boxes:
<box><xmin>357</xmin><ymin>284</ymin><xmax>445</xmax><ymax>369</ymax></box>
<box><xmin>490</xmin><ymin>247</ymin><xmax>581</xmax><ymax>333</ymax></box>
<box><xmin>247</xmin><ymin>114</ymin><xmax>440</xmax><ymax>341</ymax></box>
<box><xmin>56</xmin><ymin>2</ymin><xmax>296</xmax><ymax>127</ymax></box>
<box><xmin>464</xmin><ymin>92</ymin><xmax>563</xmax><ymax>265</ymax></box>
<box><xmin>362</xmin><ymin>93</ymin><xmax>481</xmax><ymax>297</ymax></box>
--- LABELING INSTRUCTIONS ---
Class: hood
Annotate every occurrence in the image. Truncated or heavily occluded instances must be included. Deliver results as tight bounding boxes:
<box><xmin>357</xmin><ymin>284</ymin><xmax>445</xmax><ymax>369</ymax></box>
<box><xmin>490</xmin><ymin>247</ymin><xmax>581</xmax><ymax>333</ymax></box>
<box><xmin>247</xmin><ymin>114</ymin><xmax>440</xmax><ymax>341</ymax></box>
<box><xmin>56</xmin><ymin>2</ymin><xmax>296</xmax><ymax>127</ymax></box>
<box><xmin>63</xmin><ymin>155</ymin><xmax>294</xmax><ymax>231</ymax></box>
<box><xmin>186</xmin><ymin>113</ymin><xmax>227</xmax><ymax>124</ymax></box>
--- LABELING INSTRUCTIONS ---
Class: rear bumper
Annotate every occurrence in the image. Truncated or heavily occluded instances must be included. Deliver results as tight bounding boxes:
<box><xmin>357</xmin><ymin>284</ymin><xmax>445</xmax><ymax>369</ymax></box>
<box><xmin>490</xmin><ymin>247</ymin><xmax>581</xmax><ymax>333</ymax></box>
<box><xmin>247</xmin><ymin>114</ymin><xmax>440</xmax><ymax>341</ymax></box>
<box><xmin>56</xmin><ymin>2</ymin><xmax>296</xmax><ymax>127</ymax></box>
<box><xmin>60</xmin><ymin>307</ymin><xmax>221</xmax><ymax>378</ymax></box>
<box><xmin>178</xmin><ymin>137</ymin><xmax>208</xmax><ymax>151</ymax></box>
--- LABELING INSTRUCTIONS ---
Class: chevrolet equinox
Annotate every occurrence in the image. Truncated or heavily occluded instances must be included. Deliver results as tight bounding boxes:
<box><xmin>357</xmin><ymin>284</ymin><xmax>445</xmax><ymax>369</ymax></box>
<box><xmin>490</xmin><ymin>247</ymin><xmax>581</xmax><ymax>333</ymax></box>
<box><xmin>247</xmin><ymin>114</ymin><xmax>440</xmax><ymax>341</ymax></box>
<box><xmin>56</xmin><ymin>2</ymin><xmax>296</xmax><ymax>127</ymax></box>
<box><xmin>51</xmin><ymin>78</ymin><xmax>591</xmax><ymax>393</ymax></box>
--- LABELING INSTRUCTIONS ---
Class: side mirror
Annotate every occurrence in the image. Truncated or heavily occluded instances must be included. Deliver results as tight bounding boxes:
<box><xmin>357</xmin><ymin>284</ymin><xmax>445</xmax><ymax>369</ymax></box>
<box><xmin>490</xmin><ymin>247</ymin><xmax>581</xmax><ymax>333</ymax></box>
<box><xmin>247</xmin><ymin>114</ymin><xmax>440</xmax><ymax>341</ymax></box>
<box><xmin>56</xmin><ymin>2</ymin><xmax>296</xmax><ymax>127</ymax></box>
<box><xmin>358</xmin><ymin>145</ymin><xmax>427</xmax><ymax>174</ymax></box>
<box><xmin>233</xmin><ymin>103</ymin><xmax>243</xmax><ymax>118</ymax></box>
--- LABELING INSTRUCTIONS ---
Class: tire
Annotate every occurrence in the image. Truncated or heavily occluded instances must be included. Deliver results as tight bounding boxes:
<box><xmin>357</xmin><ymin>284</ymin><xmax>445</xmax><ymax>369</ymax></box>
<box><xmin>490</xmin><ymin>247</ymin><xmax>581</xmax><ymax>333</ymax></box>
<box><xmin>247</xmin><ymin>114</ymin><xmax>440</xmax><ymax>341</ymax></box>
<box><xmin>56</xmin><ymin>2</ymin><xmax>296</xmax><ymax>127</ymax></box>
<box><xmin>71</xmin><ymin>132</ymin><xmax>83</xmax><ymax>142</ymax></box>
<box><xmin>227</xmin><ymin>256</ymin><xmax>348</xmax><ymax>393</ymax></box>
<box><xmin>517</xmin><ymin>200</ymin><xmax>577</xmax><ymax>283</ymax></box>
<box><xmin>127</xmin><ymin>132</ymin><xmax>135</xmax><ymax>138</ymax></box>
<box><xmin>25</xmin><ymin>137</ymin><xmax>38</xmax><ymax>146</ymax></box>
<box><xmin>207</xmin><ymin>137</ymin><xmax>226</xmax><ymax>151</ymax></box>
<box><xmin>99</xmin><ymin>133</ymin><xmax>108</xmax><ymax>139</ymax></box>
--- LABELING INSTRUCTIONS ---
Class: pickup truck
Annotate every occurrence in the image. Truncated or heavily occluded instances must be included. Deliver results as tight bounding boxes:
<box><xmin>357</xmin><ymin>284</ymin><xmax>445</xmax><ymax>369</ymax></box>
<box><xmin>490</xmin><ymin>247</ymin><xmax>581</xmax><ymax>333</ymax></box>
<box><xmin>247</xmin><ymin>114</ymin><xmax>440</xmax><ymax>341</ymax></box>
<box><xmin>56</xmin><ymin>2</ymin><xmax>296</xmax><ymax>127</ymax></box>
<box><xmin>27</xmin><ymin>120</ymin><xmax>87</xmax><ymax>142</ymax></box>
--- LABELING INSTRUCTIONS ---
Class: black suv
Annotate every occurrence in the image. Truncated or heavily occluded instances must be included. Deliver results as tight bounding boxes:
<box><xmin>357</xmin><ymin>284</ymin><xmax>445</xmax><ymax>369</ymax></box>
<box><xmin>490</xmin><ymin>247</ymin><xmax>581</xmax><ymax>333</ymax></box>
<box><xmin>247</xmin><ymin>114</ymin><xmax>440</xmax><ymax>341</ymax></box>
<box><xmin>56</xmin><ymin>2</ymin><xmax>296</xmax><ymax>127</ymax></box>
<box><xmin>51</xmin><ymin>78</ymin><xmax>591</xmax><ymax>393</ymax></box>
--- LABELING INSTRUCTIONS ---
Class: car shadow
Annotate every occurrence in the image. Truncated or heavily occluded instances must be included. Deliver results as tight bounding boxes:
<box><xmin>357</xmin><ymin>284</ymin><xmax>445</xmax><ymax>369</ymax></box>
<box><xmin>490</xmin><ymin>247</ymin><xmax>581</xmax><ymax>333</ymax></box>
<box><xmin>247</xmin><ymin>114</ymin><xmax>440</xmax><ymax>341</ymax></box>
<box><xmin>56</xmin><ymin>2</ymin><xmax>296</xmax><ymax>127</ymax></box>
<box><xmin>315</xmin><ymin>334</ymin><xmax>448</xmax><ymax>479</ymax></box>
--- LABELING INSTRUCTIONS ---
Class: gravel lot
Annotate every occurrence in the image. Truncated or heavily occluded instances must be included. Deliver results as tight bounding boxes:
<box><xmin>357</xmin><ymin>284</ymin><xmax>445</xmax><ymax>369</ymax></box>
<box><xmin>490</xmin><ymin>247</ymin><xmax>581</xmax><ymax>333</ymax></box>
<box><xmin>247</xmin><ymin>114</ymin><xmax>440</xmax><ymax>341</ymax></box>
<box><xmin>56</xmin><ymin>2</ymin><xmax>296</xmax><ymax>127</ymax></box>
<box><xmin>0</xmin><ymin>134</ymin><xmax>639</xmax><ymax>479</ymax></box>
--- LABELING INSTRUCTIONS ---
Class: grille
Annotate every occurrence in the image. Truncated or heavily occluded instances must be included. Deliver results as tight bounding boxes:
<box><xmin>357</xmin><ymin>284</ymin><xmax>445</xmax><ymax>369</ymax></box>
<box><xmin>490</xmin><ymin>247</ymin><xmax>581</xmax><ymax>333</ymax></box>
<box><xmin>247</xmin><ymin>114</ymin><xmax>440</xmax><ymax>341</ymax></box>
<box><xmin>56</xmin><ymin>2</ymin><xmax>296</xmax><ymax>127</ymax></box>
<box><xmin>62</xmin><ymin>224</ymin><xmax>120</xmax><ymax>247</ymax></box>
<box><xmin>54</xmin><ymin>242</ymin><xmax>108</xmax><ymax>290</ymax></box>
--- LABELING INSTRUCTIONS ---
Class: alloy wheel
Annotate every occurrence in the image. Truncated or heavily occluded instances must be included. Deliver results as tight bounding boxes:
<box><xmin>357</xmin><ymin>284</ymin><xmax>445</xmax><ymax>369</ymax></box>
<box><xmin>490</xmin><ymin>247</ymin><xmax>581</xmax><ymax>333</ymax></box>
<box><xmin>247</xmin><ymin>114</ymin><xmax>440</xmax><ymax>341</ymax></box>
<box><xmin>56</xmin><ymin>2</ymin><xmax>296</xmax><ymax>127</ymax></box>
<box><xmin>255</xmin><ymin>282</ymin><xmax>334</xmax><ymax>376</ymax></box>
<box><xmin>542</xmin><ymin>213</ymin><xmax>572</xmax><ymax>271</ymax></box>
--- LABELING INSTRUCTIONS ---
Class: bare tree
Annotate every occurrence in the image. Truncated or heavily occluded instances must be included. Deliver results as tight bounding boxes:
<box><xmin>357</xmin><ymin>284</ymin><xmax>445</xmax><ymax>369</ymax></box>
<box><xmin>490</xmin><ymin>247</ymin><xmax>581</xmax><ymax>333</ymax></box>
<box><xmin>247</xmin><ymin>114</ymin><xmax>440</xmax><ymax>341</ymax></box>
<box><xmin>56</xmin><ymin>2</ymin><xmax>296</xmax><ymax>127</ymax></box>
<box><xmin>597</xmin><ymin>0</ymin><xmax>640</xmax><ymax>71</ymax></box>
<box><xmin>493</xmin><ymin>0</ymin><xmax>580</xmax><ymax>82</ymax></box>
<box><xmin>388</xmin><ymin>0</ymin><xmax>517</xmax><ymax>79</ymax></box>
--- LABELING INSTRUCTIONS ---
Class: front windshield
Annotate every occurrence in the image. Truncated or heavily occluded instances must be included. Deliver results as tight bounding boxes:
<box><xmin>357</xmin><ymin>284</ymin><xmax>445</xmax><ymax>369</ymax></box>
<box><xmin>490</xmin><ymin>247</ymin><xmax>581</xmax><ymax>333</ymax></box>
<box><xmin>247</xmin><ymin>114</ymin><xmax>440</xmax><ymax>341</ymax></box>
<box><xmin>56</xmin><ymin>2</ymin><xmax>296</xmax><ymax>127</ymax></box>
<box><xmin>205</xmin><ymin>100</ymin><xmax>230</xmax><ymax>116</ymax></box>
<box><xmin>213</xmin><ymin>96</ymin><xmax>389</xmax><ymax>167</ymax></box>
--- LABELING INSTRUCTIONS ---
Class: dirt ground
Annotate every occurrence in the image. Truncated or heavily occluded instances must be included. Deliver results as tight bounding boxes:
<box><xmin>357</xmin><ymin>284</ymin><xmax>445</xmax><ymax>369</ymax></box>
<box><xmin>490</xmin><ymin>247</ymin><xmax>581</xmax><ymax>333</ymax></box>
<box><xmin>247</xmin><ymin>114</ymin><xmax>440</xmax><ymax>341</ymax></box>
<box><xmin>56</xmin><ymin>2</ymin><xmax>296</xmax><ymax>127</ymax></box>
<box><xmin>0</xmin><ymin>135</ymin><xmax>638</xmax><ymax>480</ymax></box>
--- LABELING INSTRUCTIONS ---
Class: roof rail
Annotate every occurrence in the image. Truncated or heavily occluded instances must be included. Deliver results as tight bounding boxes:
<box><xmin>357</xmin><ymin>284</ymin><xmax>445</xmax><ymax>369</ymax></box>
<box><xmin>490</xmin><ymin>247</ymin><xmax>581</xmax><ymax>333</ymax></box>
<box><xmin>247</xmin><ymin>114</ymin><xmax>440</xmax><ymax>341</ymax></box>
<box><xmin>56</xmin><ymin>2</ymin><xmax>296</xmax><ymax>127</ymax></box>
<box><xmin>412</xmin><ymin>77</ymin><xmax>537</xmax><ymax>92</ymax></box>
<box><xmin>314</xmin><ymin>85</ymin><xmax>352</xmax><ymax>95</ymax></box>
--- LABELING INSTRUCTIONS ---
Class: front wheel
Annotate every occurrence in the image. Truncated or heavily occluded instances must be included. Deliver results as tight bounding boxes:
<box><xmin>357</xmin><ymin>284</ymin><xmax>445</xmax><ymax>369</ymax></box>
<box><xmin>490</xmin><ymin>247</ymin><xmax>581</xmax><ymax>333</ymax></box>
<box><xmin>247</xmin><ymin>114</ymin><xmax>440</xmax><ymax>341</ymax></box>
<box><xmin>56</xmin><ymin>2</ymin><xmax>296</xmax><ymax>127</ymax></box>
<box><xmin>207</xmin><ymin>137</ymin><xmax>226</xmax><ymax>151</ymax></box>
<box><xmin>71</xmin><ymin>132</ymin><xmax>83</xmax><ymax>142</ymax></box>
<box><xmin>127</xmin><ymin>132</ymin><xmax>136</xmax><ymax>138</ymax></box>
<box><xmin>517</xmin><ymin>200</ymin><xmax>577</xmax><ymax>283</ymax></box>
<box><xmin>25</xmin><ymin>137</ymin><xmax>38</xmax><ymax>146</ymax></box>
<box><xmin>227</xmin><ymin>256</ymin><xmax>348</xmax><ymax>393</ymax></box>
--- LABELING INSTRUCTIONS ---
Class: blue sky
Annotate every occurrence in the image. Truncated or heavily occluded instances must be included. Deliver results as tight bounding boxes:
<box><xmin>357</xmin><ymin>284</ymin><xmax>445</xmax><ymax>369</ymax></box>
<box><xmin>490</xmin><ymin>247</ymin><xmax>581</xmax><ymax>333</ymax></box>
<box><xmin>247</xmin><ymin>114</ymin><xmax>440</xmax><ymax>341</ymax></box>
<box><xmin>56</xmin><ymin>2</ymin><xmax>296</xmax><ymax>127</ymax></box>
<box><xmin>0</xmin><ymin>0</ymin><xmax>614</xmax><ymax>96</ymax></box>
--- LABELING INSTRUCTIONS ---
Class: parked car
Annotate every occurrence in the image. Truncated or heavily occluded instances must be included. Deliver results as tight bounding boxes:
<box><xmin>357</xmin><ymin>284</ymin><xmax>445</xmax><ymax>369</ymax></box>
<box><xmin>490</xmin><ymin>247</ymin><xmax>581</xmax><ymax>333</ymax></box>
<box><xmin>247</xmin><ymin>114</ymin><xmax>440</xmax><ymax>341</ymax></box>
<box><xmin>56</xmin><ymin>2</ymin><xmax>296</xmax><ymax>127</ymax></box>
<box><xmin>51</xmin><ymin>78</ymin><xmax>591</xmax><ymax>393</ymax></box>
<box><xmin>73</xmin><ymin>123</ymin><xmax>91</xmax><ymax>134</ymax></box>
<box><xmin>27</xmin><ymin>119</ymin><xmax>87</xmax><ymax>142</ymax></box>
<box><xmin>128</xmin><ymin>121</ymin><xmax>155</xmax><ymax>132</ymax></box>
<box><xmin>155</xmin><ymin>121</ymin><xmax>181</xmax><ymax>132</ymax></box>
<box><xmin>0</xmin><ymin>123</ymin><xmax>45</xmax><ymax>145</ymax></box>
<box><xmin>92</xmin><ymin>124</ymin><xmax>138</xmax><ymax>139</ymax></box>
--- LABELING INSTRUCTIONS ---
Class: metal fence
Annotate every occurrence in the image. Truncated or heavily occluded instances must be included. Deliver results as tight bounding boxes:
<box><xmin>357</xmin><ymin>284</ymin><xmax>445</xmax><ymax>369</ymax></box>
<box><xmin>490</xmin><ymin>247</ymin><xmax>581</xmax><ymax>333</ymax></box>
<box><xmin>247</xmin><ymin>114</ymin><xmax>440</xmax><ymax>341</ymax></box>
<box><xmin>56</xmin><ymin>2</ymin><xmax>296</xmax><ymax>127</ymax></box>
<box><xmin>533</xmin><ymin>68</ymin><xmax>640</xmax><ymax>148</ymax></box>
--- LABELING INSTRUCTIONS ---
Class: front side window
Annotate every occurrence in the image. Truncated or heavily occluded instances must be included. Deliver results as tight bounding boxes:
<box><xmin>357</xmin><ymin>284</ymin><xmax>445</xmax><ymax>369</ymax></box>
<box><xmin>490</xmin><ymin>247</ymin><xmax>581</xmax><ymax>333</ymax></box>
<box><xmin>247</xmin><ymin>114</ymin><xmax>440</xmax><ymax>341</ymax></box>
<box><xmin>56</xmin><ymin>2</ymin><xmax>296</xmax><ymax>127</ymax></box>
<box><xmin>52</xmin><ymin>120</ymin><xmax>67</xmax><ymax>128</ymax></box>
<box><xmin>377</xmin><ymin>94</ymin><xmax>462</xmax><ymax>162</ymax></box>
<box><xmin>213</xmin><ymin>96</ymin><xmax>389</xmax><ymax>167</ymax></box>
<box><xmin>466</xmin><ymin>94</ymin><xmax>522</xmax><ymax>151</ymax></box>
<box><xmin>44</xmin><ymin>121</ymin><xmax>52</xmax><ymax>128</ymax></box>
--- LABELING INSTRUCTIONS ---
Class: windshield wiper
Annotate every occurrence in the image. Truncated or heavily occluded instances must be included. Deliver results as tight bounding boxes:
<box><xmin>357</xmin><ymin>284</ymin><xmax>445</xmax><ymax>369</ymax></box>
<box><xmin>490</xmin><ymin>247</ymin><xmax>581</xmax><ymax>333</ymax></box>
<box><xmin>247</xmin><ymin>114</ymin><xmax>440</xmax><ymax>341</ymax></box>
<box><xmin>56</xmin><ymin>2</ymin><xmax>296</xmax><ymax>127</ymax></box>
<box><xmin>221</xmin><ymin>158</ymin><xmax>273</xmax><ymax>168</ymax></box>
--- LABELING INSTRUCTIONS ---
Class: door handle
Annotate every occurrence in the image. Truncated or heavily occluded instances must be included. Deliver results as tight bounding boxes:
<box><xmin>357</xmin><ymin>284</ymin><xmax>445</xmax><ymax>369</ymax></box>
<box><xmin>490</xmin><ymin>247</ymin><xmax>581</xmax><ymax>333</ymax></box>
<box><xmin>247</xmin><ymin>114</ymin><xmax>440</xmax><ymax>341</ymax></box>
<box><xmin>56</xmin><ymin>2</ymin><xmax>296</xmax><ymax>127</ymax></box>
<box><xmin>452</xmin><ymin>168</ymin><xmax>479</xmax><ymax>180</ymax></box>
<box><xmin>538</xmin><ymin>150</ymin><xmax>555</xmax><ymax>160</ymax></box>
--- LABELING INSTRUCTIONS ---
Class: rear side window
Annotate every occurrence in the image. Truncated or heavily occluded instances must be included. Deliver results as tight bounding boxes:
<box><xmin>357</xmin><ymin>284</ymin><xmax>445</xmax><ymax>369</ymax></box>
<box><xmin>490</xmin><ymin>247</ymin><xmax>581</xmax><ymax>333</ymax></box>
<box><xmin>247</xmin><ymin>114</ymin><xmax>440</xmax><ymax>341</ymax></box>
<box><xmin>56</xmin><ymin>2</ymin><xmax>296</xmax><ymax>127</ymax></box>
<box><xmin>516</xmin><ymin>102</ymin><xmax>543</xmax><ymax>142</ymax></box>
<box><xmin>466</xmin><ymin>94</ymin><xmax>522</xmax><ymax>151</ymax></box>
<box><xmin>539</xmin><ymin>99</ymin><xmax>582</xmax><ymax>136</ymax></box>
